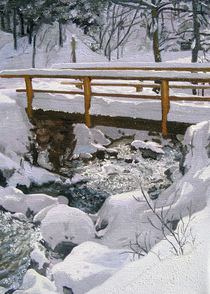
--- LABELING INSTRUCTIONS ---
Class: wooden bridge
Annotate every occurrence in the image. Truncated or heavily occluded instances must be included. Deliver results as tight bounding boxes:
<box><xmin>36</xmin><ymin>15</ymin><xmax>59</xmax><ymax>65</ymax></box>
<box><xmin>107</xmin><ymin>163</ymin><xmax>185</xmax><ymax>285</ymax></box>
<box><xmin>0</xmin><ymin>63</ymin><xmax>210</xmax><ymax>136</ymax></box>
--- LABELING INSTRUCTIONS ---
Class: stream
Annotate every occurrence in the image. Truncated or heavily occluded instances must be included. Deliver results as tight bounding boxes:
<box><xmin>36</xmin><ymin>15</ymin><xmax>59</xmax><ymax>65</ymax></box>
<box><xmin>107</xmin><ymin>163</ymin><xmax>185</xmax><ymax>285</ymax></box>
<box><xmin>0</xmin><ymin>133</ymin><xmax>182</xmax><ymax>291</ymax></box>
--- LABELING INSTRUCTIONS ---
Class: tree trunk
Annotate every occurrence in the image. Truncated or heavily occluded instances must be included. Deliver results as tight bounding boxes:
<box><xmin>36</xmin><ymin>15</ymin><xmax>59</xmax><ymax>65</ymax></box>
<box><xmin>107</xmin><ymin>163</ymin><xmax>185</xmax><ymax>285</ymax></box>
<box><xmin>5</xmin><ymin>12</ymin><xmax>11</xmax><ymax>32</ymax></box>
<box><xmin>59</xmin><ymin>20</ymin><xmax>63</xmax><ymax>47</ymax></box>
<box><xmin>32</xmin><ymin>34</ymin><xmax>36</xmax><ymax>68</ymax></box>
<box><xmin>13</xmin><ymin>8</ymin><xmax>17</xmax><ymax>50</ymax></box>
<box><xmin>192</xmin><ymin>0</ymin><xmax>200</xmax><ymax>63</ymax></box>
<box><xmin>152</xmin><ymin>8</ymin><xmax>161</xmax><ymax>62</ymax></box>
<box><xmin>117</xmin><ymin>26</ymin><xmax>120</xmax><ymax>59</ymax></box>
<box><xmin>28</xmin><ymin>21</ymin><xmax>34</xmax><ymax>44</ymax></box>
<box><xmin>18</xmin><ymin>11</ymin><xmax>25</xmax><ymax>36</ymax></box>
<box><xmin>1</xmin><ymin>14</ymin><xmax>5</xmax><ymax>30</ymax></box>
<box><xmin>71</xmin><ymin>36</ymin><xmax>76</xmax><ymax>63</ymax></box>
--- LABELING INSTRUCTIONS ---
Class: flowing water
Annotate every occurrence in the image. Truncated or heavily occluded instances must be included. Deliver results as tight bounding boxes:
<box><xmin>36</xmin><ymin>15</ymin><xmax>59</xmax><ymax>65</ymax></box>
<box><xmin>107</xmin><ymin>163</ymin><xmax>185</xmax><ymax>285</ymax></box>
<box><xmin>0</xmin><ymin>136</ymin><xmax>182</xmax><ymax>290</ymax></box>
<box><xmin>0</xmin><ymin>211</ymin><xmax>39</xmax><ymax>290</ymax></box>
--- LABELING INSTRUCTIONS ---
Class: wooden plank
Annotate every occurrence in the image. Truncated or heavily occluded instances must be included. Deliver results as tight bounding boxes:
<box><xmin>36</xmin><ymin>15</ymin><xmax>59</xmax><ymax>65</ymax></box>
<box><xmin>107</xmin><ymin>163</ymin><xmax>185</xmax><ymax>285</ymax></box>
<box><xmin>24</xmin><ymin>77</ymin><xmax>34</xmax><ymax>118</ymax></box>
<box><xmin>169</xmin><ymin>96</ymin><xmax>210</xmax><ymax>101</ymax></box>
<box><xmin>161</xmin><ymin>80</ymin><xmax>170</xmax><ymax>136</ymax></box>
<box><xmin>83</xmin><ymin>77</ymin><xmax>92</xmax><ymax>127</ymax></box>
<box><xmin>61</xmin><ymin>81</ymin><xmax>144</xmax><ymax>89</ymax></box>
<box><xmin>16</xmin><ymin>89</ymin><xmax>83</xmax><ymax>95</ymax></box>
<box><xmin>91</xmin><ymin>92</ymin><xmax>160</xmax><ymax>99</ymax></box>
<box><xmin>61</xmin><ymin>81</ymin><xmax>210</xmax><ymax>89</ymax></box>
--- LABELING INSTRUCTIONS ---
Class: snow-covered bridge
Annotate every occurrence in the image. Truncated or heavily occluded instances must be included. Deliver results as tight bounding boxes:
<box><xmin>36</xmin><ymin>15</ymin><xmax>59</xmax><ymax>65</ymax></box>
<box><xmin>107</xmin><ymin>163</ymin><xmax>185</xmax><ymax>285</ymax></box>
<box><xmin>0</xmin><ymin>63</ymin><xmax>210</xmax><ymax>135</ymax></box>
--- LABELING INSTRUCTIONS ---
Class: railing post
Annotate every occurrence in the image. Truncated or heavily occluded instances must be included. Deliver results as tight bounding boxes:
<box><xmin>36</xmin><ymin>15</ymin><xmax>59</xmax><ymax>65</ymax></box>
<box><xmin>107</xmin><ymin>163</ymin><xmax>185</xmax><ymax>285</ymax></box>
<box><xmin>83</xmin><ymin>77</ymin><xmax>91</xmax><ymax>127</ymax></box>
<box><xmin>161</xmin><ymin>80</ymin><xmax>170</xmax><ymax>136</ymax></box>
<box><xmin>24</xmin><ymin>76</ymin><xmax>34</xmax><ymax>118</ymax></box>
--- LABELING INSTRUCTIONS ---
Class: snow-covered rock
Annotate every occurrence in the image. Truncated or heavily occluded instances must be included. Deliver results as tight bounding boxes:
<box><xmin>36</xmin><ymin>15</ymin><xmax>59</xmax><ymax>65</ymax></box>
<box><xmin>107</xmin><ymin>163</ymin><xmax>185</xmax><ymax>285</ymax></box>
<box><xmin>95</xmin><ymin>189</ymin><xmax>151</xmax><ymax>248</ymax></box>
<box><xmin>91</xmin><ymin>128</ymin><xmax>111</xmax><ymax>146</ymax></box>
<box><xmin>0</xmin><ymin>186</ymin><xmax>60</xmax><ymax>215</ymax></box>
<box><xmin>182</xmin><ymin>120</ymin><xmax>210</xmax><ymax>173</ymax></box>
<box><xmin>13</xmin><ymin>269</ymin><xmax>58</xmax><ymax>294</ymax></box>
<box><xmin>40</xmin><ymin>204</ymin><xmax>95</xmax><ymax>250</ymax></box>
<box><xmin>0</xmin><ymin>152</ymin><xmax>19</xmax><ymax>172</ymax></box>
<box><xmin>33</xmin><ymin>204</ymin><xmax>57</xmax><ymax>224</ymax></box>
<box><xmin>30</xmin><ymin>246</ymin><xmax>49</xmax><ymax>270</ymax></box>
<box><xmin>71</xmin><ymin>174</ymin><xmax>88</xmax><ymax>185</ymax></box>
<box><xmin>12</xmin><ymin>212</ymin><xmax>27</xmax><ymax>222</ymax></box>
<box><xmin>131</xmin><ymin>140</ymin><xmax>164</xmax><ymax>159</ymax></box>
<box><xmin>8</xmin><ymin>161</ymin><xmax>60</xmax><ymax>187</ymax></box>
<box><xmin>102</xmin><ymin>164</ymin><xmax>126</xmax><ymax>175</ymax></box>
<box><xmin>73</xmin><ymin>124</ymin><xmax>106</xmax><ymax>155</ymax></box>
<box><xmin>0</xmin><ymin>287</ymin><xmax>7</xmax><ymax>294</ymax></box>
<box><xmin>51</xmin><ymin>241</ymin><xmax>129</xmax><ymax>294</ymax></box>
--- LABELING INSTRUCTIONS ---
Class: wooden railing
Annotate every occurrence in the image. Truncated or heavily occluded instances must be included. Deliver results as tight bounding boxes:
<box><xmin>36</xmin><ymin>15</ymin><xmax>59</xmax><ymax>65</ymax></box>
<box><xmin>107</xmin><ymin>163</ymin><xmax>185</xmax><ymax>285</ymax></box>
<box><xmin>0</xmin><ymin>66</ymin><xmax>210</xmax><ymax>136</ymax></box>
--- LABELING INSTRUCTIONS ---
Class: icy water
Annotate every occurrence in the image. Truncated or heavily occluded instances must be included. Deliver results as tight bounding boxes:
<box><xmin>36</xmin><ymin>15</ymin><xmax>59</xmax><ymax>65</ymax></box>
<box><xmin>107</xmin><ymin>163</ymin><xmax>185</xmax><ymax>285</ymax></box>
<box><xmin>60</xmin><ymin>137</ymin><xmax>181</xmax><ymax>212</ymax></box>
<box><xmin>0</xmin><ymin>136</ymin><xmax>181</xmax><ymax>290</ymax></box>
<box><xmin>0</xmin><ymin>211</ymin><xmax>38</xmax><ymax>290</ymax></box>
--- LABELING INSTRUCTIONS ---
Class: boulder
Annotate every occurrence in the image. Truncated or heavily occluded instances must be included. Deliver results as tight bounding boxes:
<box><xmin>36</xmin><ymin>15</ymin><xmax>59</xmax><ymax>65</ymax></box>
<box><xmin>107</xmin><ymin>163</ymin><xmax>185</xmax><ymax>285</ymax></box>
<box><xmin>13</xmin><ymin>269</ymin><xmax>58</xmax><ymax>294</ymax></box>
<box><xmin>0</xmin><ymin>186</ymin><xmax>61</xmax><ymax>215</ymax></box>
<box><xmin>0</xmin><ymin>286</ymin><xmax>7</xmax><ymax>294</ymax></box>
<box><xmin>94</xmin><ymin>189</ymin><xmax>151</xmax><ymax>248</ymax></box>
<box><xmin>131</xmin><ymin>140</ymin><xmax>164</xmax><ymax>159</ymax></box>
<box><xmin>40</xmin><ymin>204</ymin><xmax>95</xmax><ymax>250</ymax></box>
<box><xmin>51</xmin><ymin>241</ymin><xmax>129</xmax><ymax>294</ymax></box>
<box><xmin>30</xmin><ymin>246</ymin><xmax>49</xmax><ymax>276</ymax></box>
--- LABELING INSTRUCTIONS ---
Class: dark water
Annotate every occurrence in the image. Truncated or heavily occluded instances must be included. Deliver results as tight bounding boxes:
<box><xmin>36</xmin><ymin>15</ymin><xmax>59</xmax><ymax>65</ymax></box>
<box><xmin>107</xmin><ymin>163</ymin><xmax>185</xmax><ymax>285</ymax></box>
<box><xmin>0</xmin><ymin>211</ymin><xmax>37</xmax><ymax>290</ymax></box>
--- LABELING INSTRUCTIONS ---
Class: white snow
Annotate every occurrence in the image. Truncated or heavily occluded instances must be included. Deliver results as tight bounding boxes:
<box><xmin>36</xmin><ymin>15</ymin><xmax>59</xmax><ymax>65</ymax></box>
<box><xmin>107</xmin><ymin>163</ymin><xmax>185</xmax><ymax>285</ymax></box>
<box><xmin>73</xmin><ymin>124</ymin><xmax>110</xmax><ymax>155</ymax></box>
<box><xmin>13</xmin><ymin>269</ymin><xmax>58</xmax><ymax>294</ymax></box>
<box><xmin>40</xmin><ymin>204</ymin><xmax>96</xmax><ymax>250</ymax></box>
<box><xmin>8</xmin><ymin>160</ymin><xmax>61</xmax><ymax>187</ymax></box>
<box><xmin>0</xmin><ymin>186</ymin><xmax>61</xmax><ymax>215</ymax></box>
<box><xmin>30</xmin><ymin>246</ymin><xmax>49</xmax><ymax>270</ymax></box>
<box><xmin>52</xmin><ymin>61</ymin><xmax>210</xmax><ymax>70</ymax></box>
<box><xmin>0</xmin><ymin>91</ymin><xmax>31</xmax><ymax>158</ymax></box>
<box><xmin>1</xmin><ymin>68</ymin><xmax>210</xmax><ymax>81</ymax></box>
<box><xmin>0</xmin><ymin>152</ymin><xmax>19</xmax><ymax>171</ymax></box>
<box><xmin>131</xmin><ymin>140</ymin><xmax>165</xmax><ymax>154</ymax></box>
<box><xmin>0</xmin><ymin>22</ymin><xmax>210</xmax><ymax>294</ymax></box>
<box><xmin>0</xmin><ymin>287</ymin><xmax>6</xmax><ymax>294</ymax></box>
<box><xmin>51</xmin><ymin>241</ymin><xmax>129</xmax><ymax>294</ymax></box>
<box><xmin>85</xmin><ymin>201</ymin><xmax>210</xmax><ymax>294</ymax></box>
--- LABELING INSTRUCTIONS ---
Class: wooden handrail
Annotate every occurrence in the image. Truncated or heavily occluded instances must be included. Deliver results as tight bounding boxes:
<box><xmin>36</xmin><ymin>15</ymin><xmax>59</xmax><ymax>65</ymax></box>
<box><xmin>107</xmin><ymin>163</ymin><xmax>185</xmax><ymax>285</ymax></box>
<box><xmin>0</xmin><ymin>68</ymin><xmax>210</xmax><ymax>136</ymax></box>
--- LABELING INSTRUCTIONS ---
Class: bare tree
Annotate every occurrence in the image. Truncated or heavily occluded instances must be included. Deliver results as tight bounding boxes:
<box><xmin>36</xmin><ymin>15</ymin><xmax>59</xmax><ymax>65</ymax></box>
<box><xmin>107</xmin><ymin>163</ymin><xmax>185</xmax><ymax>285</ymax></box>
<box><xmin>89</xmin><ymin>3</ymin><xmax>141</xmax><ymax>60</ymax></box>
<box><xmin>131</xmin><ymin>185</ymin><xmax>196</xmax><ymax>257</ymax></box>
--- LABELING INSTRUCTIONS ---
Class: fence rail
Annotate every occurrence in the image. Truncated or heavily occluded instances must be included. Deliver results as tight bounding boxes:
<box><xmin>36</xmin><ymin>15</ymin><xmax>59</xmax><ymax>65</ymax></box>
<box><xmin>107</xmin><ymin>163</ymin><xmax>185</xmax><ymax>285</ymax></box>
<box><xmin>0</xmin><ymin>65</ymin><xmax>210</xmax><ymax>136</ymax></box>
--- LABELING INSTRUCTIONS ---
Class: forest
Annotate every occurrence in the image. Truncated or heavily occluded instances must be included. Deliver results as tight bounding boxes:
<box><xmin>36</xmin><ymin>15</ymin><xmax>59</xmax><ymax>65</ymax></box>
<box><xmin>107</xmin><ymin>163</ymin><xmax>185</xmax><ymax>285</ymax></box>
<box><xmin>0</xmin><ymin>0</ymin><xmax>209</xmax><ymax>64</ymax></box>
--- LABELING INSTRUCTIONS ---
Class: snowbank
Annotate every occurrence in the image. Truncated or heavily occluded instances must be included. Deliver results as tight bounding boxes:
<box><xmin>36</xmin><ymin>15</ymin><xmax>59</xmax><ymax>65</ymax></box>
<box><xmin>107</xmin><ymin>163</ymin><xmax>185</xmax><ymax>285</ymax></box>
<box><xmin>0</xmin><ymin>91</ymin><xmax>30</xmax><ymax>158</ymax></box>
<box><xmin>51</xmin><ymin>241</ymin><xmax>129</xmax><ymax>294</ymax></box>
<box><xmin>86</xmin><ymin>201</ymin><xmax>210</xmax><ymax>294</ymax></box>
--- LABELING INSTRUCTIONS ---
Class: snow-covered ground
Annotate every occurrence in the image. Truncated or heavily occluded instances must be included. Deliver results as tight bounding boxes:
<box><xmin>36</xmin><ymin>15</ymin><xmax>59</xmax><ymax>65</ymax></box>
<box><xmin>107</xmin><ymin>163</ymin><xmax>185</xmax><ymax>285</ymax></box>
<box><xmin>0</xmin><ymin>23</ymin><xmax>210</xmax><ymax>294</ymax></box>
